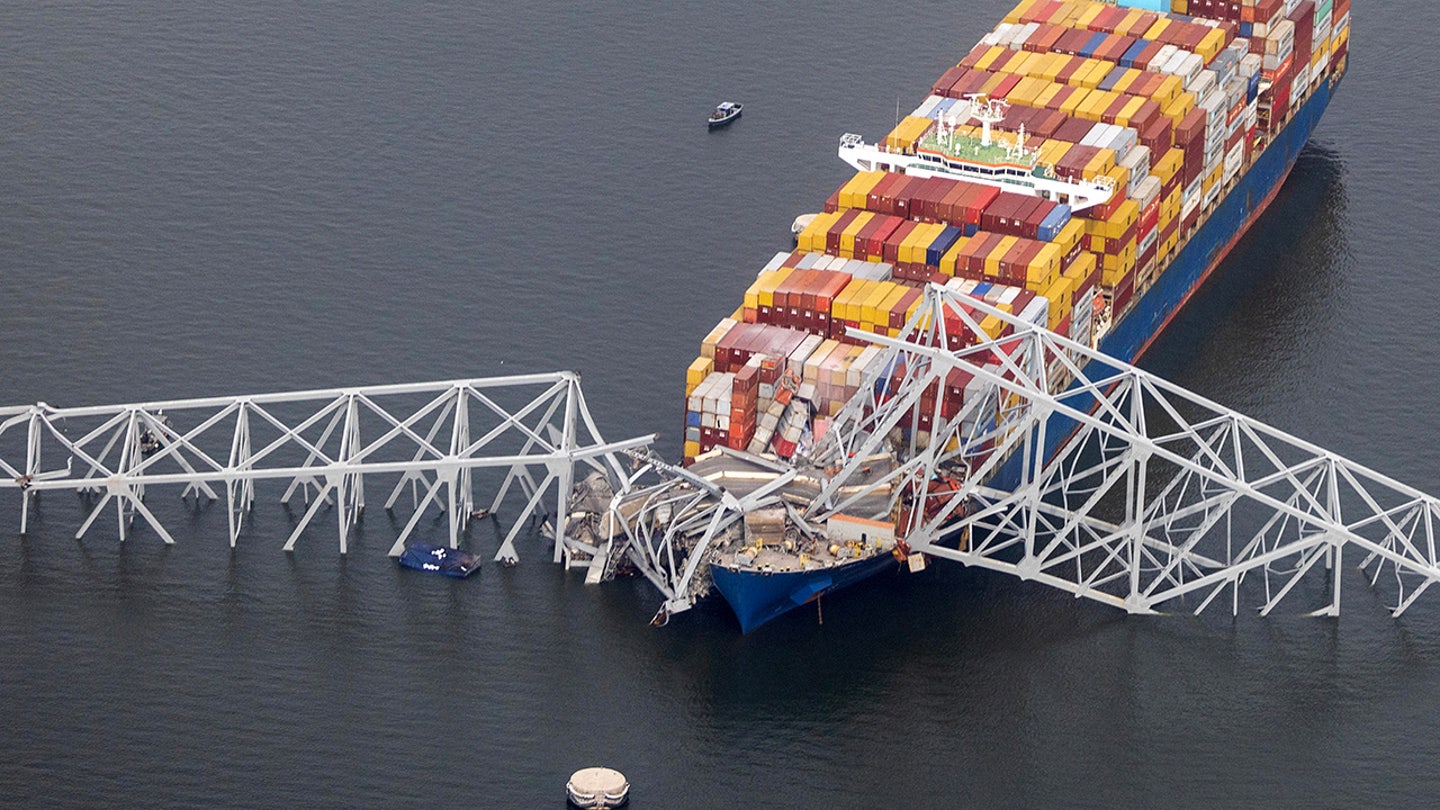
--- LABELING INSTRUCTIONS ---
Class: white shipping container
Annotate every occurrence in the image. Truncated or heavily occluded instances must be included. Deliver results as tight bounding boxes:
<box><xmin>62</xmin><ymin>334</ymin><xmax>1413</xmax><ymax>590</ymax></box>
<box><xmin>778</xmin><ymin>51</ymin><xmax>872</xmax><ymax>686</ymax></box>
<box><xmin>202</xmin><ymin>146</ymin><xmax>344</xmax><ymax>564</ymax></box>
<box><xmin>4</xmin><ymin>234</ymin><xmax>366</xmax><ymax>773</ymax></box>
<box><xmin>761</xmin><ymin>252</ymin><xmax>789</xmax><ymax>273</ymax></box>
<box><xmin>1012</xmin><ymin>21</ymin><xmax>1040</xmax><ymax>48</ymax></box>
<box><xmin>1133</xmin><ymin>174</ymin><xmax>1162</xmax><ymax>210</ymax></box>
<box><xmin>1240</xmin><ymin>53</ymin><xmax>1262</xmax><ymax>79</ymax></box>
<box><xmin>1189</xmin><ymin>69</ymin><xmax>1217</xmax><ymax>101</ymax></box>
<box><xmin>1266</xmin><ymin>20</ymin><xmax>1295</xmax><ymax>55</ymax></box>
<box><xmin>1181</xmin><ymin>188</ymin><xmax>1202</xmax><ymax>221</ymax></box>
<box><xmin>1312</xmin><ymin>52</ymin><xmax>1329</xmax><ymax>82</ymax></box>
<box><xmin>1079</xmin><ymin>122</ymin><xmax>1109</xmax><ymax>148</ymax></box>
<box><xmin>1293</xmin><ymin>63</ymin><xmax>1311</xmax><ymax>92</ymax></box>
<box><xmin>913</xmin><ymin>95</ymin><xmax>944</xmax><ymax>119</ymax></box>
<box><xmin>1105</xmin><ymin>126</ymin><xmax>1138</xmax><ymax>160</ymax></box>
<box><xmin>1159</xmin><ymin>49</ymin><xmax>1190</xmax><ymax>77</ymax></box>
<box><xmin>1177</xmin><ymin>53</ymin><xmax>1206</xmax><ymax>89</ymax></box>
<box><xmin>1020</xmin><ymin>298</ymin><xmax>1048</xmax><ymax>329</ymax></box>
<box><xmin>1151</xmin><ymin>44</ymin><xmax>1180</xmax><ymax>73</ymax></box>
<box><xmin>981</xmin><ymin>23</ymin><xmax>1012</xmax><ymax>47</ymax></box>
<box><xmin>1223</xmin><ymin>141</ymin><xmax>1243</xmax><ymax>183</ymax></box>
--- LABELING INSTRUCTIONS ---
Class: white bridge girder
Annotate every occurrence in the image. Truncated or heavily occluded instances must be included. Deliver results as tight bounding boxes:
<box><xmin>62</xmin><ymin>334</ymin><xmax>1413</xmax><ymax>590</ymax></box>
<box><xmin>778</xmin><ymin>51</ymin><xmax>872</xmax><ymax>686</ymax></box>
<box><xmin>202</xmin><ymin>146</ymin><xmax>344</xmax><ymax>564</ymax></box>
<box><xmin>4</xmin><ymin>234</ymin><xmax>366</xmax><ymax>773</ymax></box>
<box><xmin>0</xmin><ymin>373</ymin><xmax>653</xmax><ymax>563</ymax></box>
<box><xmin>808</xmin><ymin>284</ymin><xmax>1440</xmax><ymax>618</ymax></box>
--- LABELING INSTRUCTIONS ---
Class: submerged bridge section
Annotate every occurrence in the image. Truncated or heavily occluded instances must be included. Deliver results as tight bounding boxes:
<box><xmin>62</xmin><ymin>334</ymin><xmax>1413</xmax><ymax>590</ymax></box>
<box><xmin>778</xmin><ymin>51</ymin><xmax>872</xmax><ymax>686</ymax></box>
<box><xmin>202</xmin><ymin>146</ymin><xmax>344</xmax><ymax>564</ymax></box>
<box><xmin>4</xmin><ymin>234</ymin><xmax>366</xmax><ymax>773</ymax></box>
<box><xmin>5</xmin><ymin>293</ymin><xmax>1440</xmax><ymax>625</ymax></box>
<box><xmin>0</xmin><ymin>373</ymin><xmax>653</xmax><ymax>563</ymax></box>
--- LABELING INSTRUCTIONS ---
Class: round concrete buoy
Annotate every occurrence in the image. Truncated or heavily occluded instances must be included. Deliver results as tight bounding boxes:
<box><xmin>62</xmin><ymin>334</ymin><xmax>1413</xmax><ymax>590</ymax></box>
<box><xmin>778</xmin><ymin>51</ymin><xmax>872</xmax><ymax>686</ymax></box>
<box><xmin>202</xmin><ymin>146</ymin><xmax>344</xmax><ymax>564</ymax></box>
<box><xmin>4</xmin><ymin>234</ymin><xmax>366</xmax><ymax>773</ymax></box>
<box><xmin>566</xmin><ymin>766</ymin><xmax>629</xmax><ymax>808</ymax></box>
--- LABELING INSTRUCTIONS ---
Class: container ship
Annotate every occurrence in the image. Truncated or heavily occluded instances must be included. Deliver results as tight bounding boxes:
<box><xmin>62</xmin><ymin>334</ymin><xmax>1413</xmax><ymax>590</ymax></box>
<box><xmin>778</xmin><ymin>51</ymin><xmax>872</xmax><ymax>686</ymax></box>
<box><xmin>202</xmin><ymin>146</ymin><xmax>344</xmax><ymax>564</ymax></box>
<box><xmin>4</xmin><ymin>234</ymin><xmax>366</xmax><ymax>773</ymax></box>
<box><xmin>672</xmin><ymin>0</ymin><xmax>1348</xmax><ymax>632</ymax></box>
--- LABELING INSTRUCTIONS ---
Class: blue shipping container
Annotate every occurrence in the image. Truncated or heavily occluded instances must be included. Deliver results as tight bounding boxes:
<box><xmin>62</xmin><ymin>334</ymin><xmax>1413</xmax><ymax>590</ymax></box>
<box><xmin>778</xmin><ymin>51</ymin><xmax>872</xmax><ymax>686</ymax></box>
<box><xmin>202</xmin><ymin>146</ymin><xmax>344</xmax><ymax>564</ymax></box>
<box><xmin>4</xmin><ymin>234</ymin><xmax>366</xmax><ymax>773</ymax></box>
<box><xmin>1038</xmin><ymin>205</ymin><xmax>1073</xmax><ymax>243</ymax></box>
<box><xmin>1098</xmin><ymin>66</ymin><xmax>1128</xmax><ymax>92</ymax></box>
<box><xmin>1120</xmin><ymin>39</ymin><xmax>1151</xmax><ymax>69</ymax></box>
<box><xmin>926</xmin><ymin>226</ymin><xmax>964</xmax><ymax>267</ymax></box>
<box><xmin>1078</xmin><ymin>31</ymin><xmax>1108</xmax><ymax>59</ymax></box>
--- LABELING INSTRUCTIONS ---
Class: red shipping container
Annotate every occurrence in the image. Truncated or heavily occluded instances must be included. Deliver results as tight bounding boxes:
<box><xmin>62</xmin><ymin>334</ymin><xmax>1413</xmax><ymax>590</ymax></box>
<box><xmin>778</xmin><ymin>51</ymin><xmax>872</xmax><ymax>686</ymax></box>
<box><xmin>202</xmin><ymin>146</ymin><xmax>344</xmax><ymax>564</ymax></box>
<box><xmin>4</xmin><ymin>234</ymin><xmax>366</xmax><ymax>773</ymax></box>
<box><xmin>867</xmin><ymin>172</ymin><xmax>902</xmax><ymax>214</ymax></box>
<box><xmin>932</xmin><ymin>66</ymin><xmax>966</xmax><ymax>97</ymax></box>
<box><xmin>865</xmin><ymin>216</ymin><xmax>905</xmax><ymax>260</ymax></box>
<box><xmin>990</xmin><ymin>73</ymin><xmax>1023</xmax><ymax>100</ymax></box>
<box><xmin>959</xmin><ymin>45</ymin><xmax>989</xmax><ymax>69</ymax></box>
<box><xmin>825</xmin><ymin>209</ymin><xmax>860</xmax><ymax>255</ymax></box>
<box><xmin>883</xmin><ymin>220</ymin><xmax>919</xmax><ymax>263</ymax></box>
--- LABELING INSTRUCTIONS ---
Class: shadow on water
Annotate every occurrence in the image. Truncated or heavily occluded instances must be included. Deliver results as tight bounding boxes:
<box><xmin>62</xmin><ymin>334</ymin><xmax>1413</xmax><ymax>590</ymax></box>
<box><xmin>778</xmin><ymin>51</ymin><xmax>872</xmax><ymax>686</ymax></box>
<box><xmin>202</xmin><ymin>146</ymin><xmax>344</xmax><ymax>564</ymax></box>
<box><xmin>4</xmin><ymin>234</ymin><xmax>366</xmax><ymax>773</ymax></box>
<box><xmin>1138</xmin><ymin>143</ymin><xmax>1352</xmax><ymax>419</ymax></box>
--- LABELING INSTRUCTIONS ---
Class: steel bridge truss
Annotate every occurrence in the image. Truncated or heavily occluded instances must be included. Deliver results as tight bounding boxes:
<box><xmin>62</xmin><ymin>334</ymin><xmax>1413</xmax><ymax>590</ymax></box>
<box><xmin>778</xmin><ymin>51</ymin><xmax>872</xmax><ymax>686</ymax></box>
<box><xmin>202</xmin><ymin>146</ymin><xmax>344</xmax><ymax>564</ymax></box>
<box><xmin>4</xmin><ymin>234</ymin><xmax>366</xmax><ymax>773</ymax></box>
<box><xmin>0</xmin><ymin>373</ymin><xmax>653</xmax><ymax>563</ymax></box>
<box><xmin>808</xmin><ymin>283</ymin><xmax>1440</xmax><ymax>617</ymax></box>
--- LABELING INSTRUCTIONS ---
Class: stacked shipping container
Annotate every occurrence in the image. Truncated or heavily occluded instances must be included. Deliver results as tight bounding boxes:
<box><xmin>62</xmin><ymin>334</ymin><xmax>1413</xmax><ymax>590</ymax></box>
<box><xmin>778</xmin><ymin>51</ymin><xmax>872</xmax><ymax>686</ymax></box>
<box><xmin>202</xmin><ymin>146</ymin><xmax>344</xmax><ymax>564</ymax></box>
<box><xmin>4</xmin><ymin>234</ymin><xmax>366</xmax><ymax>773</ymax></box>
<box><xmin>680</xmin><ymin>0</ymin><xmax>1349</xmax><ymax>465</ymax></box>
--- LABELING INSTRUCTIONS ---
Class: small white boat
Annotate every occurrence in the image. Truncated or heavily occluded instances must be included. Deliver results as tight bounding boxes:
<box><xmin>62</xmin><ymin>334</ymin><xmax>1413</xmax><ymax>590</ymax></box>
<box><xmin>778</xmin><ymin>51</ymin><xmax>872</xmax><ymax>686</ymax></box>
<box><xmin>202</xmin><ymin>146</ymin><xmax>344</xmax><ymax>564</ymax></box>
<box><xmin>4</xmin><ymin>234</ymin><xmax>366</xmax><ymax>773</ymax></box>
<box><xmin>707</xmin><ymin>101</ymin><xmax>742</xmax><ymax>128</ymax></box>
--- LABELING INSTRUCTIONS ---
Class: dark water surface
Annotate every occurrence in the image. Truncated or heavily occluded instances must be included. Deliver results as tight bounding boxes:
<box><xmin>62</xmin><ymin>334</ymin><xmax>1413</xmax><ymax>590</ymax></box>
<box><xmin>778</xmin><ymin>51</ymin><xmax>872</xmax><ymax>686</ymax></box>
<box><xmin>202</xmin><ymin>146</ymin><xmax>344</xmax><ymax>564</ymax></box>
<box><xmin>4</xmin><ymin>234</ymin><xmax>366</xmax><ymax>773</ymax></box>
<box><xmin>3</xmin><ymin>2</ymin><xmax>1438</xmax><ymax>806</ymax></box>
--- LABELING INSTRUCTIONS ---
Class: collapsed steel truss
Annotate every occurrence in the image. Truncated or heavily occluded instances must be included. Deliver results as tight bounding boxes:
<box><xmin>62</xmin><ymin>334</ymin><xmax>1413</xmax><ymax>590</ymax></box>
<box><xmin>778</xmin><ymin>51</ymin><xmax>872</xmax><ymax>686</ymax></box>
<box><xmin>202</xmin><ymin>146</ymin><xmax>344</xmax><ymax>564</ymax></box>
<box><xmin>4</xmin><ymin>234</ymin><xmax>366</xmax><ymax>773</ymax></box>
<box><xmin>596</xmin><ymin>283</ymin><xmax>1440</xmax><ymax>622</ymax></box>
<box><xmin>6</xmin><ymin>291</ymin><xmax>1440</xmax><ymax>624</ymax></box>
<box><xmin>0</xmin><ymin>373</ymin><xmax>652</xmax><ymax>561</ymax></box>
<box><xmin>822</xmin><ymin>284</ymin><xmax>1440</xmax><ymax>617</ymax></box>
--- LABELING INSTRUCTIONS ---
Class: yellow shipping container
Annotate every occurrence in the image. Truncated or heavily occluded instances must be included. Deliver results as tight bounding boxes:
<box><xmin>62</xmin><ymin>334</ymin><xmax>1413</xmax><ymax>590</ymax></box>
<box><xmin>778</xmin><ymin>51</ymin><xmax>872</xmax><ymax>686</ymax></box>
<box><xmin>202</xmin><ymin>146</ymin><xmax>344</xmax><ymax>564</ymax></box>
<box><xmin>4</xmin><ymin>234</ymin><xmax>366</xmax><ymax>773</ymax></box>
<box><xmin>1035</xmin><ymin>54</ymin><xmax>1064</xmax><ymax>82</ymax></box>
<box><xmin>1077</xmin><ymin>90</ymin><xmax>1110</xmax><ymax>121</ymax></box>
<box><xmin>1115</xmin><ymin>96</ymin><xmax>1147</xmax><ymax>127</ymax></box>
<box><xmin>1039</xmin><ymin>138</ymin><xmax>1072</xmax><ymax>168</ymax></box>
<box><xmin>1060</xmin><ymin>87</ymin><xmax>1092</xmax><ymax>115</ymax></box>
<box><xmin>1082</xmin><ymin>148</ymin><xmax>1117</xmax><ymax>182</ymax></box>
<box><xmin>1034</xmin><ymin>81</ymin><xmax>1066</xmax><ymax>109</ymax></box>
<box><xmin>1111</xmin><ymin>68</ymin><xmax>1144</xmax><ymax>96</ymax></box>
<box><xmin>1075</xmin><ymin>3</ymin><xmax>1105</xmax><ymax>29</ymax></box>
<box><xmin>976</xmin><ymin>45</ymin><xmax>1008</xmax><ymax>72</ymax></box>
<box><xmin>796</xmin><ymin>211</ymin><xmax>833</xmax><ymax>253</ymax></box>
<box><xmin>862</xmin><ymin>283</ymin><xmax>895</xmax><ymax>325</ymax></box>
<box><xmin>1105</xmin><ymin>164</ymin><xmax>1131</xmax><ymax>197</ymax></box>
<box><xmin>1065</xmin><ymin>251</ymin><xmax>1097</xmax><ymax>282</ymax></box>
<box><xmin>756</xmin><ymin>266</ymin><xmax>795</xmax><ymax>308</ymax></box>
<box><xmin>984</xmin><ymin>235</ymin><xmax>1021</xmax><ymax>278</ymax></box>
<box><xmin>1027</xmin><ymin>243</ymin><xmax>1064</xmax><ymax>289</ymax></box>
<box><xmin>1151</xmin><ymin>75</ymin><xmax>1184</xmax><ymax>108</ymax></box>
<box><xmin>1144</xmin><ymin>18</ymin><xmax>1171</xmax><ymax>41</ymax></box>
<box><xmin>979</xmin><ymin>314</ymin><xmax>1005</xmax><ymax>340</ymax></box>
<box><xmin>1163</xmin><ymin>91</ymin><xmax>1195</xmax><ymax>128</ymax></box>
<box><xmin>980</xmin><ymin>72</ymin><xmax>1006</xmax><ymax>97</ymax></box>
<box><xmin>1195</xmin><ymin>28</ymin><xmax>1227</xmax><ymax>62</ymax></box>
<box><xmin>1042</xmin><ymin>276</ymin><xmax>1073</xmax><ymax>329</ymax></box>
<box><xmin>833</xmin><ymin>280</ymin><xmax>863</xmax><ymax>323</ymax></box>
<box><xmin>885</xmin><ymin>116</ymin><xmax>934</xmax><ymax>152</ymax></box>
<box><xmin>1105</xmin><ymin>199</ymin><xmax>1140</xmax><ymax>240</ymax></box>
<box><xmin>1081</xmin><ymin>60</ymin><xmax>1114</xmax><ymax>90</ymax></box>
<box><xmin>1116</xmin><ymin>8</ymin><xmax>1145</xmax><ymax>34</ymax></box>
<box><xmin>1171</xmin><ymin>0</ymin><xmax>1188</xmax><ymax>13</ymax></box>
<box><xmin>878</xmin><ymin>286</ymin><xmax>909</xmax><ymax>325</ymax></box>
<box><xmin>1015</xmin><ymin>51</ymin><xmax>1049</xmax><ymax>79</ymax></box>
<box><xmin>1055</xmin><ymin>218</ymin><xmax>1086</xmax><ymax>260</ymax></box>
<box><xmin>1004</xmin><ymin>0</ymin><xmax>1040</xmax><ymax>23</ymax></box>
<box><xmin>684</xmin><ymin>440</ymin><xmax>700</xmax><ymax>459</ymax></box>
<box><xmin>1009</xmin><ymin>76</ymin><xmax>1049</xmax><ymax>106</ymax></box>
<box><xmin>839</xmin><ymin>172</ymin><xmax>884</xmax><ymax>210</ymax></box>
<box><xmin>940</xmin><ymin>237</ymin><xmax>970</xmax><ymax>276</ymax></box>
<box><xmin>840</xmin><ymin>211</ymin><xmax>875</xmax><ymax>258</ymax></box>
<box><xmin>898</xmin><ymin>223</ymin><xmax>935</xmax><ymax>265</ymax></box>
<box><xmin>686</xmin><ymin>357</ymin><xmax>713</xmax><ymax>393</ymax></box>
<box><xmin>1152</xmin><ymin>148</ymin><xmax>1184</xmax><ymax>185</ymax></box>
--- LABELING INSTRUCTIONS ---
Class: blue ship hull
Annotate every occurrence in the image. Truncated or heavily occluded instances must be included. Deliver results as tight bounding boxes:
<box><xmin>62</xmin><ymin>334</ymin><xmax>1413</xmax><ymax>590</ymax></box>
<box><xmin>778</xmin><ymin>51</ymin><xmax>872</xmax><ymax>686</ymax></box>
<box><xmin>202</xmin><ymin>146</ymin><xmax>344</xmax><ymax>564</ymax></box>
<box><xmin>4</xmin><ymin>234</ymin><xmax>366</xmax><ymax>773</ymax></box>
<box><xmin>711</xmin><ymin>67</ymin><xmax>1343</xmax><ymax>633</ymax></box>
<box><xmin>710</xmin><ymin>552</ymin><xmax>900</xmax><ymax>634</ymax></box>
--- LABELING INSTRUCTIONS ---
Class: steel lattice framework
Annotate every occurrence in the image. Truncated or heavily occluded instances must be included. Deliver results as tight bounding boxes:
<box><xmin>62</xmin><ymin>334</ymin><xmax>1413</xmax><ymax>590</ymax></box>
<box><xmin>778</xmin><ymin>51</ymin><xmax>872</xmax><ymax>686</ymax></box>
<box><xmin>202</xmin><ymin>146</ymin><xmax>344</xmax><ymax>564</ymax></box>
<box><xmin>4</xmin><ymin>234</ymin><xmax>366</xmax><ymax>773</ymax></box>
<box><xmin>6</xmin><ymin>292</ymin><xmax>1440</xmax><ymax>624</ymax></box>
<box><xmin>0</xmin><ymin>373</ymin><xmax>653</xmax><ymax>562</ymax></box>
<box><xmin>810</xmin><ymin>284</ymin><xmax>1440</xmax><ymax>617</ymax></box>
<box><xmin>591</xmin><ymin>283</ymin><xmax>1440</xmax><ymax>623</ymax></box>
